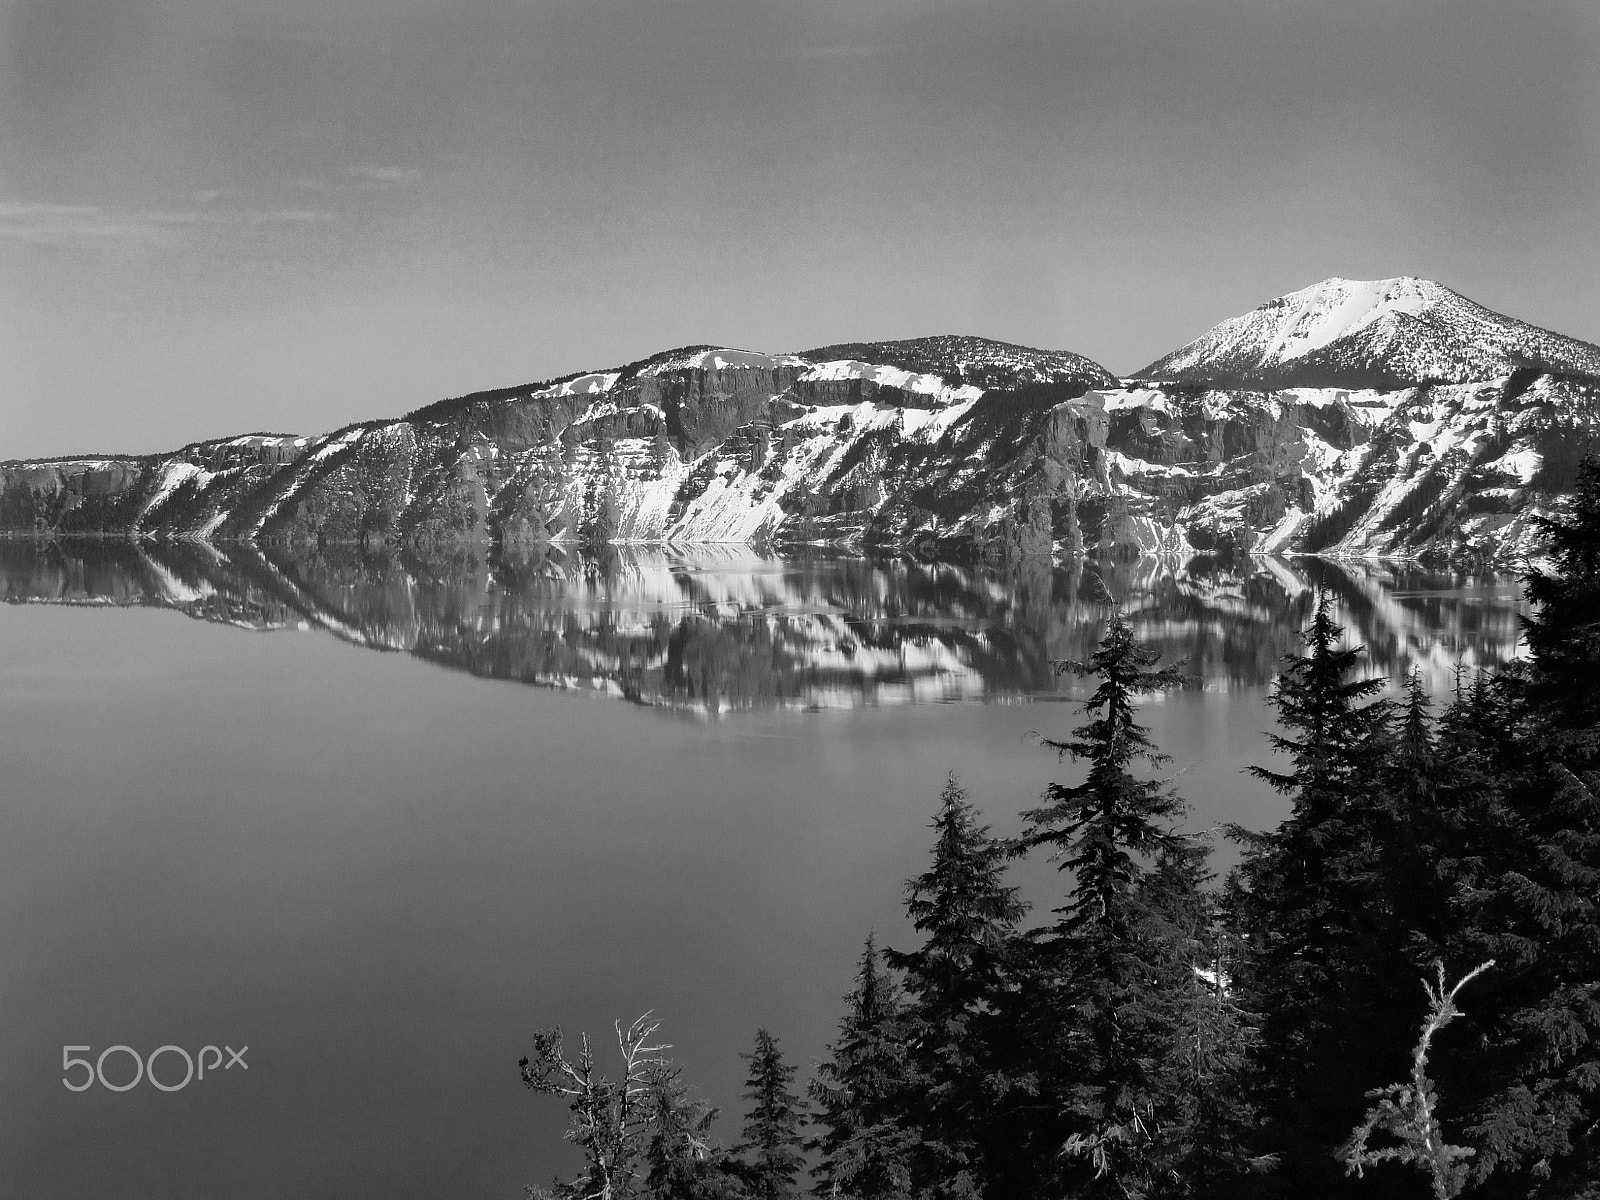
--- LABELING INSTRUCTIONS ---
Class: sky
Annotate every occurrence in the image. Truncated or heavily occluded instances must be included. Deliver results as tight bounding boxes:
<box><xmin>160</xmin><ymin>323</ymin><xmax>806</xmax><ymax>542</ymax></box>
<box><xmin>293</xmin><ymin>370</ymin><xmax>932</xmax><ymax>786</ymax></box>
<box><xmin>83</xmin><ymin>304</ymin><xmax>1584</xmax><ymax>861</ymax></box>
<box><xmin>2</xmin><ymin>0</ymin><xmax>1598</xmax><ymax>459</ymax></box>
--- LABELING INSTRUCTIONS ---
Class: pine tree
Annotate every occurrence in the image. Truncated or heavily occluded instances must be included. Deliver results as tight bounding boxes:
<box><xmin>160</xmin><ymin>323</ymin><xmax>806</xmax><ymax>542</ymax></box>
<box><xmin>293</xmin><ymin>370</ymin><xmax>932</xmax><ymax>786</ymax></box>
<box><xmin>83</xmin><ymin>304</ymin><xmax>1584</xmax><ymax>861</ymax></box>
<box><xmin>582</xmin><ymin>425</ymin><xmax>622</xmax><ymax>548</ymax></box>
<box><xmin>735</xmin><ymin>1029</ymin><xmax>806</xmax><ymax>1200</ymax></box>
<box><xmin>1427</xmin><ymin>667</ymin><xmax>1522</xmax><ymax>910</ymax></box>
<box><xmin>1144</xmin><ymin>840</ymin><xmax>1269</xmax><ymax>1196</ymax></box>
<box><xmin>1523</xmin><ymin>456</ymin><xmax>1600</xmax><ymax>770</ymax></box>
<box><xmin>1026</xmin><ymin>612</ymin><xmax>1190</xmax><ymax>933</ymax></box>
<box><xmin>1395</xmin><ymin>668</ymin><xmax>1520</xmax><ymax>1190</ymax></box>
<box><xmin>885</xmin><ymin>775</ymin><xmax>1028</xmax><ymax>1199</ymax></box>
<box><xmin>644</xmin><ymin>1063</ymin><xmax>749</xmax><ymax>1200</ymax></box>
<box><xmin>1424</xmin><ymin>459</ymin><xmax>1600</xmax><ymax>1198</ymax></box>
<box><xmin>808</xmin><ymin>935</ymin><xmax>918</xmax><ymax>1200</ymax></box>
<box><xmin>1228</xmin><ymin>592</ymin><xmax>1406</xmax><ymax>1196</ymax></box>
<box><xmin>1381</xmin><ymin>672</ymin><xmax>1455</xmax><ymax>966</ymax></box>
<box><xmin>1020</xmin><ymin>610</ymin><xmax>1198</xmax><ymax>1198</ymax></box>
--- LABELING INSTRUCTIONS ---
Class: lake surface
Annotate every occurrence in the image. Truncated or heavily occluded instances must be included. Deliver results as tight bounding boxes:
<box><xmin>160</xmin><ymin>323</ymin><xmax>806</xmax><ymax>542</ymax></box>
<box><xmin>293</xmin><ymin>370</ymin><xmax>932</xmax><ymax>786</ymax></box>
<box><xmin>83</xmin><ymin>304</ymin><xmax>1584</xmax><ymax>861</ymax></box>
<box><xmin>0</xmin><ymin>542</ymin><xmax>1528</xmax><ymax>1198</ymax></box>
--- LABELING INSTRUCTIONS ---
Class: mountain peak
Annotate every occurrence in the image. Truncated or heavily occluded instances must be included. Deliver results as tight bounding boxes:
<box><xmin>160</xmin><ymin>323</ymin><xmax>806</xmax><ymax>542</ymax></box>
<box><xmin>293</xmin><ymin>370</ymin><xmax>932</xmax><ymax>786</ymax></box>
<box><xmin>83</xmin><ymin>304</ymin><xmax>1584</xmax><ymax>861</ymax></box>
<box><xmin>1135</xmin><ymin>276</ymin><xmax>1600</xmax><ymax>390</ymax></box>
<box><xmin>1248</xmin><ymin>276</ymin><xmax>1446</xmax><ymax>363</ymax></box>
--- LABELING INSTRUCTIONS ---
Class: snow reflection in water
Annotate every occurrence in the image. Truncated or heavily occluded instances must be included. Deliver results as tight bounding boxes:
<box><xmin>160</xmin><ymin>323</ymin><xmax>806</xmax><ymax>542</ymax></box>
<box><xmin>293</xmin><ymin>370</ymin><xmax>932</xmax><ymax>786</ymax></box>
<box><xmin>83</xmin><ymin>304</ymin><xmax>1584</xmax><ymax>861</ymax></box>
<box><xmin>0</xmin><ymin>540</ymin><xmax>1527</xmax><ymax>713</ymax></box>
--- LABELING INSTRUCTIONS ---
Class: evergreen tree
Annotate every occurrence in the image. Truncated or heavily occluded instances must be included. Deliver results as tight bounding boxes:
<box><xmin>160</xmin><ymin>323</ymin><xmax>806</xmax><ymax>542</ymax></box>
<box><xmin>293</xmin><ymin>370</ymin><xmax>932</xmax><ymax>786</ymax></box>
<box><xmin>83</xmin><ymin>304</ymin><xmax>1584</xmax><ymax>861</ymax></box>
<box><xmin>1144</xmin><ymin>840</ymin><xmax>1269</xmax><ymax>1196</ymax></box>
<box><xmin>1523</xmin><ymin>456</ymin><xmax>1600</xmax><ymax>769</ymax></box>
<box><xmin>651</xmin><ymin>428</ymin><xmax>675</xmax><ymax>479</ymax></box>
<box><xmin>735</xmin><ymin>1029</ymin><xmax>807</xmax><ymax>1200</ymax></box>
<box><xmin>1229</xmin><ymin>593</ymin><xmax>1410</xmax><ymax>1196</ymax></box>
<box><xmin>1392</xmin><ymin>668</ymin><xmax>1522</xmax><ymax>1195</ymax></box>
<box><xmin>644</xmin><ymin>1063</ymin><xmax>749</xmax><ymax>1200</ymax></box>
<box><xmin>1381</xmin><ymin>672</ymin><xmax>1456</xmax><ymax>964</ymax></box>
<box><xmin>1020</xmin><ymin>610</ymin><xmax>1198</xmax><ymax>1198</ymax></box>
<box><xmin>885</xmin><ymin>775</ymin><xmax>1029</xmax><ymax>1199</ymax></box>
<box><xmin>808</xmin><ymin>935</ymin><xmax>918</xmax><ymax>1200</ymax></box>
<box><xmin>582</xmin><ymin>425</ymin><xmax>622</xmax><ymax>548</ymax></box>
<box><xmin>1426</xmin><ymin>666</ymin><xmax>1523</xmax><ymax>918</ymax></box>
<box><xmin>1026</xmin><ymin>612</ymin><xmax>1190</xmax><ymax>932</ymax></box>
<box><xmin>1424</xmin><ymin>459</ymin><xmax>1600</xmax><ymax>1198</ymax></box>
<box><xmin>1391</xmin><ymin>670</ymin><xmax>1436</xmax><ymax>792</ymax></box>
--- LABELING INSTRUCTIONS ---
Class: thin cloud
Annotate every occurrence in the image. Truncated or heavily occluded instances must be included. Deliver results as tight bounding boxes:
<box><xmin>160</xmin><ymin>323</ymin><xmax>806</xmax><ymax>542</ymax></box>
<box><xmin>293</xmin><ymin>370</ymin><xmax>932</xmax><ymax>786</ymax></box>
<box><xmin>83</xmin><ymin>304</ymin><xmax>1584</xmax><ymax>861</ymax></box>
<box><xmin>0</xmin><ymin>201</ymin><xmax>338</xmax><ymax>247</ymax></box>
<box><xmin>232</xmin><ymin>209</ymin><xmax>337</xmax><ymax>223</ymax></box>
<box><xmin>0</xmin><ymin>203</ymin><xmax>174</xmax><ymax>245</ymax></box>
<box><xmin>347</xmin><ymin>164</ymin><xmax>419</xmax><ymax>186</ymax></box>
<box><xmin>773</xmin><ymin>43</ymin><xmax>896</xmax><ymax>61</ymax></box>
<box><xmin>282</xmin><ymin>165</ymin><xmax>419</xmax><ymax>192</ymax></box>
<box><xmin>240</xmin><ymin>29</ymin><xmax>358</xmax><ymax>47</ymax></box>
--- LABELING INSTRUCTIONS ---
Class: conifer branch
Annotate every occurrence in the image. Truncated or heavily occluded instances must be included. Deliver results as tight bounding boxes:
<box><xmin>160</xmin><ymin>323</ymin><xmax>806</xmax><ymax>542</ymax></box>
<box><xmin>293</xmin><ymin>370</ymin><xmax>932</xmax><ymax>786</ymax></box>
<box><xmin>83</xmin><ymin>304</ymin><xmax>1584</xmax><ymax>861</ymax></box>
<box><xmin>1337</xmin><ymin>960</ymin><xmax>1495</xmax><ymax>1200</ymax></box>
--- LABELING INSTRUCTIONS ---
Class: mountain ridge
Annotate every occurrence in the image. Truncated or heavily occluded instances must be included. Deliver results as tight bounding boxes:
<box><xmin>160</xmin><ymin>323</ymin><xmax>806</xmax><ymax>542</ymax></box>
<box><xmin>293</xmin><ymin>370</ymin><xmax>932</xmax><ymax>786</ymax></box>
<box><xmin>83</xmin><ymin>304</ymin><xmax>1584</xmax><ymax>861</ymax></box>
<box><xmin>4</xmin><ymin>277</ymin><xmax>1597</xmax><ymax>566</ymax></box>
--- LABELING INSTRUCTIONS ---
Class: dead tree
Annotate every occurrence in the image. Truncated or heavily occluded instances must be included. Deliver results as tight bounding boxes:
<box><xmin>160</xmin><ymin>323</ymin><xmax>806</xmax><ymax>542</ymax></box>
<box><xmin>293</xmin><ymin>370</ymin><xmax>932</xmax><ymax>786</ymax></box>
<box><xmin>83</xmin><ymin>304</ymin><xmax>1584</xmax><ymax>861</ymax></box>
<box><xmin>520</xmin><ymin>1012</ymin><xmax>672</xmax><ymax>1200</ymax></box>
<box><xmin>1337</xmin><ymin>960</ymin><xmax>1494</xmax><ymax>1200</ymax></box>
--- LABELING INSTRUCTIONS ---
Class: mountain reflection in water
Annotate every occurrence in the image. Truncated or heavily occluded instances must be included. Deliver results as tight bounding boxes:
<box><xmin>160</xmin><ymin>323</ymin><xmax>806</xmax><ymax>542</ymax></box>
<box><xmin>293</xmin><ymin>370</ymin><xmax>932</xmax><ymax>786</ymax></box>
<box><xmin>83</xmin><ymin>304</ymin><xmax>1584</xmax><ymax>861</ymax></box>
<box><xmin>0</xmin><ymin>541</ymin><xmax>1527</xmax><ymax>713</ymax></box>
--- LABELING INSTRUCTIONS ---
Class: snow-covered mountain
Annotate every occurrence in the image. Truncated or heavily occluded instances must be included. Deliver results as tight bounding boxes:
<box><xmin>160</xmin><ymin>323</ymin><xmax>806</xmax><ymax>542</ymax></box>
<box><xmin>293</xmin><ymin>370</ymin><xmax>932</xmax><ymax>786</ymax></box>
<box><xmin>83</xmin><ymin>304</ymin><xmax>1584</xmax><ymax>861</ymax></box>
<box><xmin>0</xmin><ymin>335</ymin><xmax>1123</xmax><ymax>557</ymax></box>
<box><xmin>2</xmin><ymin>284</ymin><xmax>1596</xmax><ymax>565</ymax></box>
<box><xmin>1136</xmin><ymin>276</ymin><xmax>1600</xmax><ymax>390</ymax></box>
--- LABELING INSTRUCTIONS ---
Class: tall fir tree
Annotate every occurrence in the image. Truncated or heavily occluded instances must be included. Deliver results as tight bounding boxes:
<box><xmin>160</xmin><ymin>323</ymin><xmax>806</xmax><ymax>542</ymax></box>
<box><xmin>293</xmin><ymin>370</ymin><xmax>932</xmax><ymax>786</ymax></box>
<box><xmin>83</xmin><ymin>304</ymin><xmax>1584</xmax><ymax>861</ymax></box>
<box><xmin>1523</xmin><ymin>457</ymin><xmax>1600</xmax><ymax>763</ymax></box>
<box><xmin>1229</xmin><ymin>592</ymin><xmax>1414</xmax><ymax>1197</ymax></box>
<box><xmin>1424</xmin><ymin>459</ymin><xmax>1600</xmax><ymax>1198</ymax></box>
<box><xmin>1142</xmin><ymin>839</ymin><xmax>1269</xmax><ymax>1196</ymax></box>
<box><xmin>644</xmin><ymin>1062</ymin><xmax>750</xmax><ymax>1200</ymax></box>
<box><xmin>884</xmin><ymin>775</ymin><xmax>1029</xmax><ymax>1200</ymax></box>
<box><xmin>1020</xmin><ymin>610</ymin><xmax>1200</xmax><ymax>1198</ymax></box>
<box><xmin>1427</xmin><ymin>666</ymin><xmax>1523</xmax><ymax>920</ymax></box>
<box><xmin>808</xmin><ymin>935</ymin><xmax>918</xmax><ymax>1200</ymax></box>
<box><xmin>735</xmin><ymin>1029</ymin><xmax>807</xmax><ymax>1200</ymax></box>
<box><xmin>1380</xmin><ymin>672</ymin><xmax>1457</xmax><ymax>965</ymax></box>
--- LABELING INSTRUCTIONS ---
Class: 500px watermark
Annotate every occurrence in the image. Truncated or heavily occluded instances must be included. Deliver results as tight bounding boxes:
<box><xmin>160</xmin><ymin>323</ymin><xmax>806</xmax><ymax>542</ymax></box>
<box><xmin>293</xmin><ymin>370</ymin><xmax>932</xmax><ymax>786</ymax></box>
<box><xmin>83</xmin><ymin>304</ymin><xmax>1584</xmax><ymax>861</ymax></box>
<box><xmin>62</xmin><ymin>1044</ymin><xmax>248</xmax><ymax>1092</ymax></box>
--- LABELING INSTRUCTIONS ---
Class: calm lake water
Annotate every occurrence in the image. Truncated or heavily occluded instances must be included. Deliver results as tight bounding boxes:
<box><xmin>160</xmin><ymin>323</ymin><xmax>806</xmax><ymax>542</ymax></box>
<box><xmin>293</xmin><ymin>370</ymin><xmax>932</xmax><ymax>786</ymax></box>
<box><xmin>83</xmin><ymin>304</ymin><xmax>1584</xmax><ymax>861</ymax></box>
<box><xmin>0</xmin><ymin>542</ymin><xmax>1528</xmax><ymax>1198</ymax></box>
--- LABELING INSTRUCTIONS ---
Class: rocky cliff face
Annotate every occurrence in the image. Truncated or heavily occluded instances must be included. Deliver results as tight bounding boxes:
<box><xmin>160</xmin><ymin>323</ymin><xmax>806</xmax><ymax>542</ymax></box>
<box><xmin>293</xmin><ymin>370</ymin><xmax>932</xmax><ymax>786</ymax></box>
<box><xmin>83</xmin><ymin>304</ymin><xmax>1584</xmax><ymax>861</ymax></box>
<box><xmin>4</xmin><ymin>292</ymin><xmax>1597</xmax><ymax>565</ymax></box>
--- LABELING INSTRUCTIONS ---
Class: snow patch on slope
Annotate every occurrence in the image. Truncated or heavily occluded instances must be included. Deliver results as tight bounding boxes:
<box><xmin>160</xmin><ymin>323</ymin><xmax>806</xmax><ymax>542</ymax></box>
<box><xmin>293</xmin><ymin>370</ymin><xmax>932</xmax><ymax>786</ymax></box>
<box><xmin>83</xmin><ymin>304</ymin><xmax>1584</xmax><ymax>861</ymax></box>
<box><xmin>1484</xmin><ymin>446</ymin><xmax>1542</xmax><ymax>484</ymax></box>
<box><xmin>639</xmin><ymin>349</ymin><xmax>807</xmax><ymax>374</ymax></box>
<box><xmin>1261</xmin><ymin>278</ymin><xmax>1431</xmax><ymax>361</ymax></box>
<box><xmin>140</xmin><ymin>461</ymin><xmax>212</xmax><ymax>523</ymax></box>
<box><xmin>800</xmin><ymin>360</ymin><xmax>984</xmax><ymax>404</ymax></box>
<box><xmin>531</xmin><ymin>372</ymin><xmax>621</xmax><ymax>399</ymax></box>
